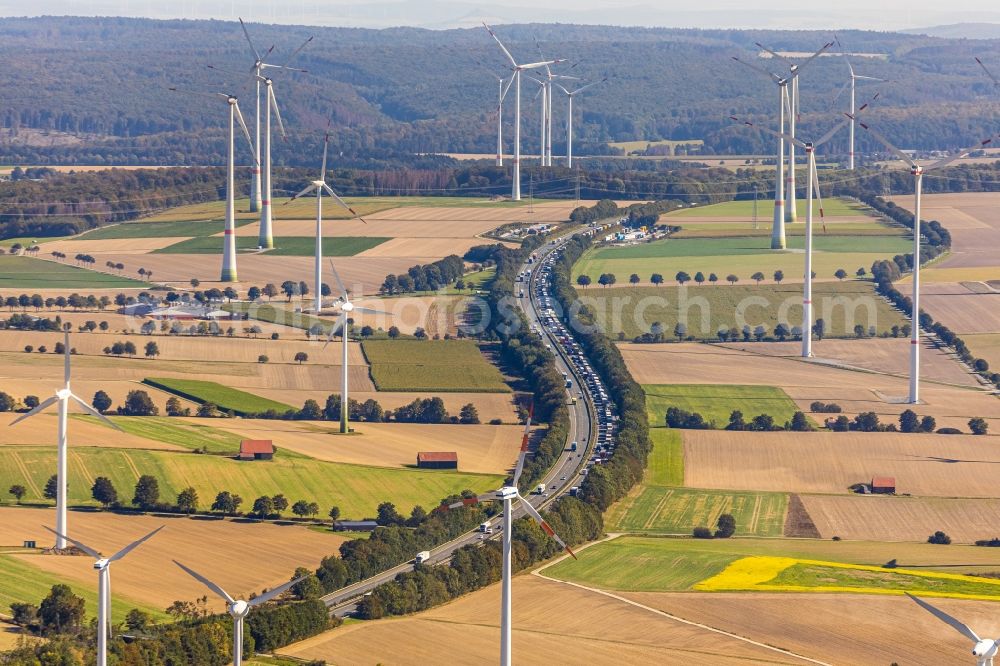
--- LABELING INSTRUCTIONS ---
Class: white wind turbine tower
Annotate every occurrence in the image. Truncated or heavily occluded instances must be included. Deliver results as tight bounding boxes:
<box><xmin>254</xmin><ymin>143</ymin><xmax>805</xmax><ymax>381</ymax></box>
<box><xmin>492</xmin><ymin>73</ymin><xmax>513</xmax><ymax>166</ymax></box>
<box><xmin>11</xmin><ymin>332</ymin><xmax>121</xmax><ymax>550</ymax></box>
<box><xmin>732</xmin><ymin>103</ymin><xmax>870</xmax><ymax>357</ymax></box>
<box><xmin>237</xmin><ymin>18</ymin><xmax>312</xmax><ymax>215</ymax></box>
<box><xmin>441</xmin><ymin>408</ymin><xmax>577</xmax><ymax>666</ymax></box>
<box><xmin>753</xmin><ymin>41</ymin><xmax>835</xmax><ymax>224</ymax></box>
<box><xmin>556</xmin><ymin>79</ymin><xmax>605</xmax><ymax>168</ymax></box>
<box><xmin>175</xmin><ymin>561</ymin><xmax>307</xmax><ymax>666</ymax></box>
<box><xmin>843</xmin><ymin>62</ymin><xmax>886</xmax><ymax>170</ymax></box>
<box><xmin>171</xmin><ymin>89</ymin><xmax>258</xmax><ymax>282</ymax></box>
<box><xmin>733</xmin><ymin>41</ymin><xmax>831</xmax><ymax>249</ymax></box>
<box><xmin>286</xmin><ymin>131</ymin><xmax>368</xmax><ymax>316</ymax></box>
<box><xmin>48</xmin><ymin>526</ymin><xmax>162</xmax><ymax>666</ymax></box>
<box><xmin>858</xmin><ymin>121</ymin><xmax>992</xmax><ymax>403</ymax></box>
<box><xmin>484</xmin><ymin>23</ymin><xmax>563</xmax><ymax>200</ymax></box>
<box><xmin>323</xmin><ymin>259</ymin><xmax>390</xmax><ymax>434</ymax></box>
<box><xmin>527</xmin><ymin>76</ymin><xmax>548</xmax><ymax>163</ymax></box>
<box><xmin>906</xmin><ymin>592</ymin><xmax>1000</xmax><ymax>665</ymax></box>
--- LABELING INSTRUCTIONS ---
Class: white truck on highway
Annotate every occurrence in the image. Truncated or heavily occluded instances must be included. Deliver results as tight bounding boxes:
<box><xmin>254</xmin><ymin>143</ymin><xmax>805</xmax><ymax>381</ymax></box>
<box><xmin>415</xmin><ymin>550</ymin><xmax>431</xmax><ymax>564</ymax></box>
<box><xmin>535</xmin><ymin>483</ymin><xmax>546</xmax><ymax>495</ymax></box>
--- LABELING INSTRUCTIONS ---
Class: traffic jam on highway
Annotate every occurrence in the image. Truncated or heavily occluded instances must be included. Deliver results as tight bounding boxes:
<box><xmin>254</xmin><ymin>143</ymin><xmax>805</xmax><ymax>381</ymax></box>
<box><xmin>521</xmin><ymin>235</ymin><xmax>619</xmax><ymax>497</ymax></box>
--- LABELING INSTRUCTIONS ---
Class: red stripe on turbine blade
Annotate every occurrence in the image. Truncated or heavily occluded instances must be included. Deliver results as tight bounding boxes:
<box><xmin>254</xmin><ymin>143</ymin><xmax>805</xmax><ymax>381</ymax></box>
<box><xmin>774</xmin><ymin>202</ymin><xmax>782</xmax><ymax>207</ymax></box>
<box><xmin>912</xmin><ymin>340</ymin><xmax>920</xmax><ymax>344</ymax></box>
<box><xmin>565</xmin><ymin>546</ymin><xmax>578</xmax><ymax>560</ymax></box>
<box><xmin>540</xmin><ymin>521</ymin><xmax>555</xmax><ymax>537</ymax></box>
<box><xmin>262</xmin><ymin>200</ymin><xmax>270</xmax><ymax>205</ymax></box>
<box><xmin>224</xmin><ymin>229</ymin><xmax>234</xmax><ymax>235</ymax></box>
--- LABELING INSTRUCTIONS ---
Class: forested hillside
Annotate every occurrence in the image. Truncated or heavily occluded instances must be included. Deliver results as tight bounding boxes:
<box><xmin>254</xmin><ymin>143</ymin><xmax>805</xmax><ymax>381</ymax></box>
<box><xmin>1</xmin><ymin>16</ymin><xmax>999</xmax><ymax>166</ymax></box>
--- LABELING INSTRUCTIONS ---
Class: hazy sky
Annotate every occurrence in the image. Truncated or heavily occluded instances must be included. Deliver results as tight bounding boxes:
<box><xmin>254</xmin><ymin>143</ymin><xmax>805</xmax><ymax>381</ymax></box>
<box><xmin>2</xmin><ymin>0</ymin><xmax>1000</xmax><ymax>31</ymax></box>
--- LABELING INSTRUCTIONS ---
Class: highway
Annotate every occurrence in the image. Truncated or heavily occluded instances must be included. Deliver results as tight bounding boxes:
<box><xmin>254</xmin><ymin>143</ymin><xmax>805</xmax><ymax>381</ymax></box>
<box><xmin>322</xmin><ymin>224</ymin><xmax>616</xmax><ymax>616</ymax></box>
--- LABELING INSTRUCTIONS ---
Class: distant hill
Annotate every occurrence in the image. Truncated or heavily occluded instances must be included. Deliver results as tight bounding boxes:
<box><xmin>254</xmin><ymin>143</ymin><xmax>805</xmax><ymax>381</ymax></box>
<box><xmin>0</xmin><ymin>16</ymin><xmax>999</xmax><ymax>167</ymax></box>
<box><xmin>903</xmin><ymin>23</ymin><xmax>1000</xmax><ymax>40</ymax></box>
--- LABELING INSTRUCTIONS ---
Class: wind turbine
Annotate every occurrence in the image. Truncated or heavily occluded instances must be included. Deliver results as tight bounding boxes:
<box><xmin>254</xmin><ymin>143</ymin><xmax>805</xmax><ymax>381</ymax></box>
<box><xmin>47</xmin><ymin>526</ymin><xmax>162</xmax><ymax>666</ymax></box>
<box><xmin>858</xmin><ymin>121</ymin><xmax>992</xmax><ymax>403</ymax></box>
<box><xmin>237</xmin><ymin>18</ymin><xmax>312</xmax><ymax>214</ymax></box>
<box><xmin>755</xmin><ymin>41</ymin><xmax>835</xmax><ymax>222</ymax></box>
<box><xmin>441</xmin><ymin>408</ymin><xmax>576</xmax><ymax>666</ymax></box>
<box><xmin>527</xmin><ymin>76</ymin><xmax>548</xmax><ymax>163</ymax></box>
<box><xmin>734</xmin><ymin>41</ymin><xmax>832</xmax><ymax>248</ymax></box>
<box><xmin>492</xmin><ymin>73</ymin><xmax>513</xmax><ymax>166</ymax></box>
<box><xmin>323</xmin><ymin>260</ymin><xmax>389</xmax><ymax>434</ymax></box>
<box><xmin>484</xmin><ymin>23</ymin><xmax>563</xmax><ymax>200</ymax></box>
<box><xmin>732</xmin><ymin>102</ymin><xmax>869</xmax><ymax>357</ymax></box>
<box><xmin>977</xmin><ymin>57</ymin><xmax>1000</xmax><ymax>90</ymax></box>
<box><xmin>11</xmin><ymin>332</ymin><xmax>121</xmax><ymax>550</ymax></box>
<box><xmin>906</xmin><ymin>592</ymin><xmax>1000</xmax><ymax>665</ymax></box>
<box><xmin>286</xmin><ymin>131</ymin><xmax>367</xmax><ymax>314</ymax></box>
<box><xmin>556</xmin><ymin>79</ymin><xmax>605</xmax><ymax>168</ymax></box>
<box><xmin>174</xmin><ymin>561</ymin><xmax>307</xmax><ymax>666</ymax></box>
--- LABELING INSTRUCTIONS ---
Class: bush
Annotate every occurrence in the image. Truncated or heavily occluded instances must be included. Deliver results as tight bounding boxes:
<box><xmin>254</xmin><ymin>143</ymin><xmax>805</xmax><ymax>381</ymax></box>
<box><xmin>692</xmin><ymin>526</ymin><xmax>713</xmax><ymax>539</ymax></box>
<box><xmin>714</xmin><ymin>513</ymin><xmax>736</xmax><ymax>539</ymax></box>
<box><xmin>969</xmin><ymin>417</ymin><xmax>989</xmax><ymax>435</ymax></box>
<box><xmin>937</xmin><ymin>427</ymin><xmax>963</xmax><ymax>435</ymax></box>
<box><xmin>927</xmin><ymin>531</ymin><xmax>952</xmax><ymax>545</ymax></box>
<box><xmin>809</xmin><ymin>401</ymin><xmax>841</xmax><ymax>413</ymax></box>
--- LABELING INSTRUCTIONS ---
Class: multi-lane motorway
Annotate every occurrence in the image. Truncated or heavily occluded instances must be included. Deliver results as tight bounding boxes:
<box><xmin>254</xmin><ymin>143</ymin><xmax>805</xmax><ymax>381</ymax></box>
<box><xmin>322</xmin><ymin>224</ymin><xmax>617</xmax><ymax>616</ymax></box>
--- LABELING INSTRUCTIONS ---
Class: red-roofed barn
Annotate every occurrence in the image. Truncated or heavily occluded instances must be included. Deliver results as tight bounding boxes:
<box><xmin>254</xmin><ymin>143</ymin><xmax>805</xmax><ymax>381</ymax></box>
<box><xmin>871</xmin><ymin>476</ymin><xmax>895</xmax><ymax>494</ymax></box>
<box><xmin>239</xmin><ymin>439</ymin><xmax>274</xmax><ymax>461</ymax></box>
<box><xmin>417</xmin><ymin>451</ymin><xmax>458</xmax><ymax>469</ymax></box>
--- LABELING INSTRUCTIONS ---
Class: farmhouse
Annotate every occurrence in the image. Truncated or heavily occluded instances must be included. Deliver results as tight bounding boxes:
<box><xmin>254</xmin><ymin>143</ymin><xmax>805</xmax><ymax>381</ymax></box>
<box><xmin>871</xmin><ymin>476</ymin><xmax>896</xmax><ymax>494</ymax></box>
<box><xmin>417</xmin><ymin>451</ymin><xmax>458</xmax><ymax>469</ymax></box>
<box><xmin>239</xmin><ymin>439</ymin><xmax>274</xmax><ymax>461</ymax></box>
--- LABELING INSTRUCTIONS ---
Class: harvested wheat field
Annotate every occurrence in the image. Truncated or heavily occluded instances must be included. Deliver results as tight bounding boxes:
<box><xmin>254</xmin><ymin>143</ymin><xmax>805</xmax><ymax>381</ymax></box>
<box><xmin>197</xmin><ymin>419</ymin><xmax>530</xmax><ymax>474</ymax></box>
<box><xmin>720</xmin><ymin>337</ymin><xmax>979</xmax><ymax>388</ymax></box>
<box><xmin>351</xmin><ymin>294</ymin><xmax>475</xmax><ymax>337</ymax></box>
<box><xmin>626</xmin><ymin>591</ymin><xmax>1000</xmax><ymax>666</ymax></box>
<box><xmin>354</xmin><ymin>236</ymin><xmax>499</xmax><ymax>258</ymax></box>
<box><xmin>241</xmin><ymin>217</ymin><xmax>502</xmax><ymax>239</ymax></box>
<box><xmin>890</xmin><ymin>193</ymin><xmax>1000</xmax><ymax>270</ymax></box>
<box><xmin>279</xmin><ymin>574</ymin><xmax>805</xmax><ymax>665</ymax></box>
<box><xmin>921</xmin><ymin>289</ymin><xmax>1000</xmax><ymax>334</ymax></box>
<box><xmin>43</xmin><ymin>237</ymin><xmax>189</xmax><ymax>255</ymax></box>
<box><xmin>622</xmin><ymin>343</ymin><xmax>1000</xmax><ymax>430</ymax></box>
<box><xmin>366</xmin><ymin>200</ymin><xmax>580</xmax><ymax>223</ymax></box>
<box><xmin>246</xmin><ymin>389</ymin><xmax>518</xmax><ymax>423</ymax></box>
<box><xmin>797</xmin><ymin>494</ymin><xmax>1000</xmax><ymax>543</ymax></box>
<box><xmin>683</xmin><ymin>429</ymin><xmax>1000</xmax><ymax>497</ymax></box>
<box><xmin>0</xmin><ymin>507</ymin><xmax>347</xmax><ymax>613</ymax></box>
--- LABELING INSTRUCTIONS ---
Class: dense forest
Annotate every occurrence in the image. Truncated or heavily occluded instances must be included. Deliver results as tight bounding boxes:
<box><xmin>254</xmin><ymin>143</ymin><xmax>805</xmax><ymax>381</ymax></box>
<box><xmin>1</xmin><ymin>17</ymin><xmax>999</xmax><ymax>167</ymax></box>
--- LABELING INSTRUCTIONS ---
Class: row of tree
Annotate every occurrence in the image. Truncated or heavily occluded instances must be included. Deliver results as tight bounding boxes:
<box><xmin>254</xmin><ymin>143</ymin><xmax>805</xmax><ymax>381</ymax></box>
<box><xmin>665</xmin><ymin>406</ymin><xmax>813</xmax><ymax>432</ymax></box>
<box><xmin>378</xmin><ymin>255</ymin><xmax>466</xmax><ymax>295</ymax></box>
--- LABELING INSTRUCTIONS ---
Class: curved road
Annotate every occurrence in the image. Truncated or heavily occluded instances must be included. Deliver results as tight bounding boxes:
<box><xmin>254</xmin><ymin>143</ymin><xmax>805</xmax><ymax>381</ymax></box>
<box><xmin>322</xmin><ymin>225</ymin><xmax>615</xmax><ymax>616</ymax></box>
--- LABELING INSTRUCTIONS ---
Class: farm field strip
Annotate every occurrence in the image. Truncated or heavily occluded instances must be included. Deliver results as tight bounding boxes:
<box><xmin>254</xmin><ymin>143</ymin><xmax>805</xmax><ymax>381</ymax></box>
<box><xmin>0</xmin><ymin>256</ymin><xmax>145</xmax><ymax>289</ymax></box>
<box><xmin>143</xmin><ymin>377</ymin><xmax>295</xmax><ymax>414</ymax></box>
<box><xmin>361</xmin><ymin>339</ymin><xmax>510</xmax><ymax>392</ymax></box>
<box><xmin>607</xmin><ymin>486</ymin><xmax>787</xmax><ymax>536</ymax></box>
<box><xmin>644</xmin><ymin>383</ymin><xmax>803</xmax><ymax>428</ymax></box>
<box><xmin>154</xmin><ymin>235</ymin><xmax>390</xmax><ymax>256</ymax></box>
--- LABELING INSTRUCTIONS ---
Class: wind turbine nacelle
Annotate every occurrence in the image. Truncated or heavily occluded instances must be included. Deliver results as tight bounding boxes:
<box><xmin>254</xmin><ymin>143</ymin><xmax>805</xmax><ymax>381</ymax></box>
<box><xmin>57</xmin><ymin>388</ymin><xmax>72</xmax><ymax>400</ymax></box>
<box><xmin>341</xmin><ymin>302</ymin><xmax>354</xmax><ymax>312</ymax></box>
<box><xmin>229</xmin><ymin>600</ymin><xmax>250</xmax><ymax>617</ymax></box>
<box><xmin>974</xmin><ymin>639</ymin><xmax>998</xmax><ymax>658</ymax></box>
<box><xmin>94</xmin><ymin>559</ymin><xmax>109</xmax><ymax>570</ymax></box>
<box><xmin>311</xmin><ymin>180</ymin><xmax>324</xmax><ymax>187</ymax></box>
<box><xmin>498</xmin><ymin>486</ymin><xmax>519</xmax><ymax>500</ymax></box>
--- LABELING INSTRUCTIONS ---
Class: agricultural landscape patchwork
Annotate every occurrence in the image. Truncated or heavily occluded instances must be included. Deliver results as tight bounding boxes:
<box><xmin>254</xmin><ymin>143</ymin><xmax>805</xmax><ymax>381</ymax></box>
<box><xmin>5</xmin><ymin>13</ymin><xmax>1000</xmax><ymax>666</ymax></box>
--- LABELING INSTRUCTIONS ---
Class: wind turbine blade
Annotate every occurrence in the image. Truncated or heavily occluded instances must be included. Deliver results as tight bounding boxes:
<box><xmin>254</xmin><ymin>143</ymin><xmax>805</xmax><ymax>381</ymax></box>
<box><xmin>320</xmin><ymin>131</ymin><xmax>331</xmax><ymax>178</ymax></box>
<box><xmin>239</xmin><ymin>18</ymin><xmax>262</xmax><ymax>62</ymax></box>
<box><xmin>43</xmin><ymin>526</ymin><xmax>101</xmax><ymax>558</ymax></box>
<box><xmin>69</xmin><ymin>394</ymin><xmax>123</xmax><ymax>431</ymax></box>
<box><xmin>321</xmin><ymin>184</ymin><xmax>366</xmax><ymax>222</ymax></box>
<box><xmin>519</xmin><ymin>496</ymin><xmax>577</xmax><ymax>560</ymax></box>
<box><xmin>108</xmin><ymin>525</ymin><xmax>163</xmax><ymax>562</ymax></box>
<box><xmin>572</xmin><ymin>78</ymin><xmax>606</xmax><ymax>95</ymax></box>
<box><xmin>790</xmin><ymin>41</ymin><xmax>835</xmax><ymax>78</ymax></box>
<box><xmin>728</xmin><ymin>116</ymin><xmax>805</xmax><ymax>149</ymax></box>
<box><xmin>857</xmin><ymin>122</ymin><xmax>918</xmax><ymax>167</ymax></box>
<box><xmin>854</xmin><ymin>75</ymin><xmax>887</xmax><ymax>82</ymax></box>
<box><xmin>827</xmin><ymin>79</ymin><xmax>850</xmax><ymax>112</ymax></box>
<box><xmin>268</xmin><ymin>87</ymin><xmax>287</xmax><ymax>140</ymax></box>
<box><xmin>327</xmin><ymin>259</ymin><xmax>348</xmax><ymax>298</ymax></box>
<box><xmin>927</xmin><ymin>137</ymin><xmax>994</xmax><ymax>172</ymax></box>
<box><xmin>10</xmin><ymin>395</ymin><xmax>59</xmax><ymax>425</ymax></box>
<box><xmin>811</xmin><ymin>159</ymin><xmax>828</xmax><ymax>233</ymax></box>
<box><xmin>905</xmin><ymin>593</ymin><xmax>980</xmax><ymax>643</ymax></box>
<box><xmin>286</xmin><ymin>184</ymin><xmax>318</xmax><ymax>203</ymax></box>
<box><xmin>976</xmin><ymin>57</ymin><xmax>1000</xmax><ymax>87</ymax></box>
<box><xmin>63</xmin><ymin>333</ymin><xmax>71</xmax><ymax>385</ymax></box>
<box><xmin>232</xmin><ymin>102</ymin><xmax>258</xmax><ymax>165</ymax></box>
<box><xmin>520</xmin><ymin>59</ymin><xmax>564</xmax><ymax>70</ymax></box>
<box><xmin>814</xmin><ymin>116</ymin><xmax>852</xmax><ymax>148</ymax></box>
<box><xmin>500</xmin><ymin>76</ymin><xmax>515</xmax><ymax>104</ymax></box>
<box><xmin>353</xmin><ymin>306</ymin><xmax>390</xmax><ymax>316</ymax></box>
<box><xmin>511</xmin><ymin>404</ymin><xmax>533</xmax><ymax>488</ymax></box>
<box><xmin>249</xmin><ymin>575</ymin><xmax>308</xmax><ymax>607</ymax></box>
<box><xmin>483</xmin><ymin>22</ymin><xmax>518</xmax><ymax>68</ymax></box>
<box><xmin>731</xmin><ymin>56</ymin><xmax>782</xmax><ymax>84</ymax></box>
<box><xmin>280</xmin><ymin>35</ymin><xmax>314</xmax><ymax>69</ymax></box>
<box><xmin>754</xmin><ymin>41</ymin><xmax>795</xmax><ymax>67</ymax></box>
<box><xmin>173</xmin><ymin>560</ymin><xmax>235</xmax><ymax>604</ymax></box>
<box><xmin>323</xmin><ymin>318</ymin><xmax>345</xmax><ymax>350</ymax></box>
<box><xmin>554</xmin><ymin>83</ymin><xmax>570</xmax><ymax>95</ymax></box>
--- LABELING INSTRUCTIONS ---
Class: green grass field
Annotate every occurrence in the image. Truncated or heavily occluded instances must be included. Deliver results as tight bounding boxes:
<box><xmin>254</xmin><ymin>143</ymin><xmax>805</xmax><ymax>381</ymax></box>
<box><xmin>73</xmin><ymin>218</ymin><xmax>256</xmax><ymax>240</ymax></box>
<box><xmin>644</xmin><ymin>429</ymin><xmax>684</xmax><ymax>486</ymax></box>
<box><xmin>153</xmin><ymin>236</ymin><xmax>389</xmax><ymax>256</ymax></box>
<box><xmin>609</xmin><ymin>139</ymin><xmax>705</xmax><ymax>154</ymax></box>
<box><xmin>0</xmin><ymin>446</ymin><xmax>502</xmax><ymax>518</ymax></box>
<box><xmin>362</xmin><ymin>340</ymin><xmax>510</xmax><ymax>392</ymax></box>
<box><xmin>644</xmin><ymin>384</ymin><xmax>802</xmax><ymax>428</ymax></box>
<box><xmin>0</xmin><ymin>256</ymin><xmax>146</xmax><ymax>289</ymax></box>
<box><xmin>143</xmin><ymin>378</ymin><xmax>294</xmax><ymax>415</ymax></box>
<box><xmin>606</xmin><ymin>487</ymin><xmax>787</xmax><ymax>536</ymax></box>
<box><xmin>73</xmin><ymin>415</ymin><xmax>244</xmax><ymax>454</ymax></box>
<box><xmin>666</xmin><ymin>197</ymin><xmax>867</xmax><ymax>219</ymax></box>
<box><xmin>672</xmin><ymin>219</ymin><xmax>894</xmax><ymax>238</ymax></box>
<box><xmin>0</xmin><ymin>550</ymin><xmax>166</xmax><ymax>623</ymax></box>
<box><xmin>222</xmin><ymin>302</ymin><xmax>335</xmax><ymax>333</ymax></box>
<box><xmin>578</xmin><ymin>281</ymin><xmax>907</xmax><ymax>339</ymax></box>
<box><xmin>545</xmin><ymin>536</ymin><xmax>1000</xmax><ymax>595</ymax></box>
